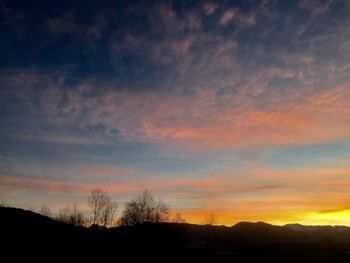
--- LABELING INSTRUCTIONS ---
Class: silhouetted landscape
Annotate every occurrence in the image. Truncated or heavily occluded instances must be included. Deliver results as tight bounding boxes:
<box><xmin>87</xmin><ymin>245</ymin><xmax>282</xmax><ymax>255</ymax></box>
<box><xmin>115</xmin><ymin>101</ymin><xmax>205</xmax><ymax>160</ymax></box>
<box><xmin>2</xmin><ymin>206</ymin><xmax>350</xmax><ymax>262</ymax></box>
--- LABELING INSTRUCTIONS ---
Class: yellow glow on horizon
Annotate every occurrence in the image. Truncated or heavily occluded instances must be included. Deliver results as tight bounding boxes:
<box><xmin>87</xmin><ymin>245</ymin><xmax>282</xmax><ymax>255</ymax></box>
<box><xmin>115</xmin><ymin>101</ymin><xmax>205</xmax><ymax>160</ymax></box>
<box><xmin>295</xmin><ymin>209</ymin><xmax>350</xmax><ymax>226</ymax></box>
<box><xmin>180</xmin><ymin>209</ymin><xmax>350</xmax><ymax>227</ymax></box>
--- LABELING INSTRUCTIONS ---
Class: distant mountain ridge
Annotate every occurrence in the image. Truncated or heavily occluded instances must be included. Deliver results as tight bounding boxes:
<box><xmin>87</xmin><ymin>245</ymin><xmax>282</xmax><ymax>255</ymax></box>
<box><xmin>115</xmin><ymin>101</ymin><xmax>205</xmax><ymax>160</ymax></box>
<box><xmin>283</xmin><ymin>223</ymin><xmax>350</xmax><ymax>232</ymax></box>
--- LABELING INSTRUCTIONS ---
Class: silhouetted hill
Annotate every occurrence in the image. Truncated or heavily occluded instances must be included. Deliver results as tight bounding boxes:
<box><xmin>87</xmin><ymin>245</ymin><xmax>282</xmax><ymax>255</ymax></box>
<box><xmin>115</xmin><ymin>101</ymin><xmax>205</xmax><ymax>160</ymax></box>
<box><xmin>1</xmin><ymin>206</ymin><xmax>91</xmax><ymax>261</ymax></box>
<box><xmin>231</xmin><ymin>221</ymin><xmax>296</xmax><ymax>243</ymax></box>
<box><xmin>2</xmin><ymin>206</ymin><xmax>350</xmax><ymax>262</ymax></box>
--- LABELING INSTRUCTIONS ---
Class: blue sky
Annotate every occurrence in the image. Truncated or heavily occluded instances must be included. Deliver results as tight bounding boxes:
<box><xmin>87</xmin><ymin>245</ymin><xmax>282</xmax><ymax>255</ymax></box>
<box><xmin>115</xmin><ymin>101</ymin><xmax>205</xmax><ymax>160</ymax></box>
<box><xmin>1</xmin><ymin>0</ymin><xmax>350</xmax><ymax>225</ymax></box>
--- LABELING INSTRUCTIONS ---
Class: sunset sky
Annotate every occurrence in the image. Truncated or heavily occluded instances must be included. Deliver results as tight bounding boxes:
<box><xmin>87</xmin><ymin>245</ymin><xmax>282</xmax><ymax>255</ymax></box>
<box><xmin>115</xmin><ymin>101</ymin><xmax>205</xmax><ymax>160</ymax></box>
<box><xmin>1</xmin><ymin>0</ymin><xmax>350</xmax><ymax>226</ymax></box>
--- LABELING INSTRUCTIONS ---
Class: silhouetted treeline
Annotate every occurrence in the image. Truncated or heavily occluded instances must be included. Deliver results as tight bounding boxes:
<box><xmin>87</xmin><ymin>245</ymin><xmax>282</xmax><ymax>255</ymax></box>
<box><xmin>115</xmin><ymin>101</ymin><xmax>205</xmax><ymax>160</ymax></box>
<box><xmin>56</xmin><ymin>205</ymin><xmax>85</xmax><ymax>226</ymax></box>
<box><xmin>34</xmin><ymin>189</ymin><xmax>185</xmax><ymax>228</ymax></box>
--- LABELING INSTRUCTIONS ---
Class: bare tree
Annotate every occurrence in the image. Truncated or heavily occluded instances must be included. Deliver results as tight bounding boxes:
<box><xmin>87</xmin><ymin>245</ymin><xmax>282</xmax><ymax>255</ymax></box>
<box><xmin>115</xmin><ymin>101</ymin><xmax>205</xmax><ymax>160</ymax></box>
<box><xmin>171</xmin><ymin>212</ymin><xmax>186</xmax><ymax>224</ymax></box>
<box><xmin>205</xmin><ymin>212</ymin><xmax>217</xmax><ymax>225</ymax></box>
<box><xmin>88</xmin><ymin>188</ymin><xmax>108</xmax><ymax>225</ymax></box>
<box><xmin>39</xmin><ymin>205</ymin><xmax>52</xmax><ymax>218</ymax></box>
<box><xmin>154</xmin><ymin>200</ymin><xmax>170</xmax><ymax>223</ymax></box>
<box><xmin>101</xmin><ymin>200</ymin><xmax>118</xmax><ymax>227</ymax></box>
<box><xmin>70</xmin><ymin>205</ymin><xmax>85</xmax><ymax>226</ymax></box>
<box><xmin>57</xmin><ymin>207</ymin><xmax>70</xmax><ymax>223</ymax></box>
<box><xmin>56</xmin><ymin>205</ymin><xmax>85</xmax><ymax>226</ymax></box>
<box><xmin>88</xmin><ymin>188</ymin><xmax>118</xmax><ymax>227</ymax></box>
<box><xmin>119</xmin><ymin>190</ymin><xmax>170</xmax><ymax>226</ymax></box>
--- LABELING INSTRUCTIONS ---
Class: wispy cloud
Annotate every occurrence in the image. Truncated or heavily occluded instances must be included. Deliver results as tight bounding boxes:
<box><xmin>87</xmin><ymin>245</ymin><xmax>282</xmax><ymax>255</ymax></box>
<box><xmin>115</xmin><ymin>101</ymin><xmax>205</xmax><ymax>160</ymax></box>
<box><xmin>298</xmin><ymin>0</ymin><xmax>334</xmax><ymax>16</ymax></box>
<box><xmin>202</xmin><ymin>3</ymin><xmax>217</xmax><ymax>16</ymax></box>
<box><xmin>220</xmin><ymin>8</ymin><xmax>237</xmax><ymax>26</ymax></box>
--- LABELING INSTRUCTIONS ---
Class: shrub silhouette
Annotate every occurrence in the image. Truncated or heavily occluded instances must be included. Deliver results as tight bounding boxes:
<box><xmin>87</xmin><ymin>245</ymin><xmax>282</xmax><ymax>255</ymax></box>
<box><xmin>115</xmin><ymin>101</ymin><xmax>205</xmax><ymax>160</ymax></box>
<box><xmin>119</xmin><ymin>190</ymin><xmax>169</xmax><ymax>226</ymax></box>
<box><xmin>56</xmin><ymin>205</ymin><xmax>85</xmax><ymax>226</ymax></box>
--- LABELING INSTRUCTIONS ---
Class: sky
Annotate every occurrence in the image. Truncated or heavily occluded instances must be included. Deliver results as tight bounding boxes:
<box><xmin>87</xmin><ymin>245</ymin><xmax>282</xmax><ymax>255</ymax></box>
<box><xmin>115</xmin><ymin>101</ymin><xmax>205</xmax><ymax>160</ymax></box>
<box><xmin>1</xmin><ymin>0</ymin><xmax>350</xmax><ymax>226</ymax></box>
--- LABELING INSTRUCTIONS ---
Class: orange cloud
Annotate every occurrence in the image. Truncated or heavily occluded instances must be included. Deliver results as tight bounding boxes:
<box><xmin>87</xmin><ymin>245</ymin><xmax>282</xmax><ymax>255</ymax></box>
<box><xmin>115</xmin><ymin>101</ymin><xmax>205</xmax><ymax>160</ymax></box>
<box><xmin>77</xmin><ymin>80</ymin><xmax>350</xmax><ymax>151</ymax></box>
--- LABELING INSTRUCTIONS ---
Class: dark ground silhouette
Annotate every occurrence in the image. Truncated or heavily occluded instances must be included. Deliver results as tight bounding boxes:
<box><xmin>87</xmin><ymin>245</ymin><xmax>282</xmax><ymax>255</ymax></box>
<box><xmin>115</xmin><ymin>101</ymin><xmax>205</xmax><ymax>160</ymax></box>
<box><xmin>2</xmin><ymin>206</ymin><xmax>350</xmax><ymax>262</ymax></box>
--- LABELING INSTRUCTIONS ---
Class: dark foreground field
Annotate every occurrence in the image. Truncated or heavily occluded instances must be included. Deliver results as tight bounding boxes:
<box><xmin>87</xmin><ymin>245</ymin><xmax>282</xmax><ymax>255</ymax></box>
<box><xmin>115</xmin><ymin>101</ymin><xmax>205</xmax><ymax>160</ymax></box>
<box><xmin>2</xmin><ymin>206</ymin><xmax>350</xmax><ymax>262</ymax></box>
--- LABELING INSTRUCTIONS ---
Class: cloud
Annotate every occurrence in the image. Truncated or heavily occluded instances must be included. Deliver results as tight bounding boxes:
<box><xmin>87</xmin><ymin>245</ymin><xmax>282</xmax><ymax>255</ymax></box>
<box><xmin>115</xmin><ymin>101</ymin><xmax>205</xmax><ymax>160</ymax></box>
<box><xmin>237</xmin><ymin>13</ymin><xmax>256</xmax><ymax>27</ymax></box>
<box><xmin>301</xmin><ymin>55</ymin><xmax>314</xmax><ymax>64</ymax></box>
<box><xmin>319</xmin><ymin>207</ymin><xmax>350</xmax><ymax>214</ymax></box>
<box><xmin>74</xmin><ymin>164</ymin><xmax>139</xmax><ymax>178</ymax></box>
<box><xmin>298</xmin><ymin>0</ymin><xmax>334</xmax><ymax>16</ymax></box>
<box><xmin>45</xmin><ymin>10</ymin><xmax>108</xmax><ymax>55</ymax></box>
<box><xmin>202</xmin><ymin>3</ymin><xmax>217</xmax><ymax>16</ymax></box>
<box><xmin>2</xmin><ymin>64</ymin><xmax>350</xmax><ymax>151</ymax></box>
<box><xmin>220</xmin><ymin>9</ymin><xmax>237</xmax><ymax>26</ymax></box>
<box><xmin>0</xmin><ymin>173</ymin><xmax>87</xmax><ymax>194</ymax></box>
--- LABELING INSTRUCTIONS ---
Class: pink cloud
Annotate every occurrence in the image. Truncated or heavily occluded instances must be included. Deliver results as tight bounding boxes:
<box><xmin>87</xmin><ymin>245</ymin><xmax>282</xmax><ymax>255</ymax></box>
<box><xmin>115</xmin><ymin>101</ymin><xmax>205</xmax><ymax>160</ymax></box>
<box><xmin>96</xmin><ymin>82</ymin><xmax>348</xmax><ymax>150</ymax></box>
<box><xmin>153</xmin><ymin>35</ymin><xmax>196</xmax><ymax>63</ymax></box>
<box><xmin>220</xmin><ymin>9</ymin><xmax>237</xmax><ymax>26</ymax></box>
<box><xmin>202</xmin><ymin>3</ymin><xmax>217</xmax><ymax>16</ymax></box>
<box><xmin>0</xmin><ymin>173</ymin><xmax>88</xmax><ymax>194</ymax></box>
<box><xmin>301</xmin><ymin>55</ymin><xmax>314</xmax><ymax>64</ymax></box>
<box><xmin>4</xmin><ymin>64</ymin><xmax>350</xmax><ymax>151</ymax></box>
<box><xmin>28</xmin><ymin>79</ymin><xmax>349</xmax><ymax>150</ymax></box>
